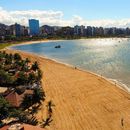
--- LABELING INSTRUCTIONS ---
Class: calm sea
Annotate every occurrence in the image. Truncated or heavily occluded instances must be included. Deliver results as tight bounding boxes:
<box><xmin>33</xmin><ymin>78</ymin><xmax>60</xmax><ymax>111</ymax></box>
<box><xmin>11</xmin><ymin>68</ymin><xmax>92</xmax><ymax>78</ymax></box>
<box><xmin>11</xmin><ymin>38</ymin><xmax>130</xmax><ymax>89</ymax></box>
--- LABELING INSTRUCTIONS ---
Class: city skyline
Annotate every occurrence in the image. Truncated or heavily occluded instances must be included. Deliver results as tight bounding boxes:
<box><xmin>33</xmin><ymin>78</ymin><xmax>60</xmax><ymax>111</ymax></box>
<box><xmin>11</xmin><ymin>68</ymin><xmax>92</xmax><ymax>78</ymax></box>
<box><xmin>0</xmin><ymin>0</ymin><xmax>130</xmax><ymax>27</ymax></box>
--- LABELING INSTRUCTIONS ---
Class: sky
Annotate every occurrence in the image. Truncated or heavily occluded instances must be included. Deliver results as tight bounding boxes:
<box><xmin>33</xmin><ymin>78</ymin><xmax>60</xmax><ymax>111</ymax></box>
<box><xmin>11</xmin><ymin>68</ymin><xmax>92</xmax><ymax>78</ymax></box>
<box><xmin>0</xmin><ymin>0</ymin><xmax>130</xmax><ymax>27</ymax></box>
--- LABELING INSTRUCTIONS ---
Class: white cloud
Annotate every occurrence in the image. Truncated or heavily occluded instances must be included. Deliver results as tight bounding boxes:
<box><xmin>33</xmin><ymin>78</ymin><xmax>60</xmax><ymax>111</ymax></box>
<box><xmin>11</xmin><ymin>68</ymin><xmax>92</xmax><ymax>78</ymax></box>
<box><xmin>0</xmin><ymin>7</ymin><xmax>130</xmax><ymax>28</ymax></box>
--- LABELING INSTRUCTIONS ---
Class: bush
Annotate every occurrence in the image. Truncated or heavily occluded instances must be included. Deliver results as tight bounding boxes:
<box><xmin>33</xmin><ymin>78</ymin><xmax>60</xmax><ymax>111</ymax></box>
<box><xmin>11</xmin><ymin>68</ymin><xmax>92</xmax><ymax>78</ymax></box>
<box><xmin>0</xmin><ymin>96</ymin><xmax>11</xmax><ymax>120</ymax></box>
<box><xmin>14</xmin><ymin>53</ymin><xmax>21</xmax><ymax>61</ymax></box>
<box><xmin>0</xmin><ymin>69</ymin><xmax>14</xmax><ymax>86</ymax></box>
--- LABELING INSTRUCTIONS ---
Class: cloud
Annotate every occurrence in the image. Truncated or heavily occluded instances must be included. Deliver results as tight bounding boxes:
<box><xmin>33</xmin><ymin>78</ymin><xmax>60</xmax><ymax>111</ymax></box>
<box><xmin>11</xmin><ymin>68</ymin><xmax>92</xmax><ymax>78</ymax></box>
<box><xmin>0</xmin><ymin>7</ymin><xmax>63</xmax><ymax>26</ymax></box>
<box><xmin>0</xmin><ymin>7</ymin><xmax>130</xmax><ymax>28</ymax></box>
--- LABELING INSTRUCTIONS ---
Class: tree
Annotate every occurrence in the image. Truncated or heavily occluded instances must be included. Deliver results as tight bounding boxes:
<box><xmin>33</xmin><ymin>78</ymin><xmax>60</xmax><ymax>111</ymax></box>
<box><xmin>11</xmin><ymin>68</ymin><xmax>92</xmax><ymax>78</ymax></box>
<box><xmin>27</xmin><ymin>116</ymin><xmax>38</xmax><ymax>126</ymax></box>
<box><xmin>33</xmin><ymin>88</ymin><xmax>45</xmax><ymax>104</ymax></box>
<box><xmin>36</xmin><ymin>69</ymin><xmax>42</xmax><ymax>81</ymax></box>
<box><xmin>14</xmin><ymin>53</ymin><xmax>21</xmax><ymax>61</ymax></box>
<box><xmin>41</xmin><ymin>117</ymin><xmax>53</xmax><ymax>128</ymax></box>
<box><xmin>25</xmin><ymin>58</ymin><xmax>30</xmax><ymax>65</ymax></box>
<box><xmin>0</xmin><ymin>96</ymin><xmax>11</xmax><ymax>120</ymax></box>
<box><xmin>9</xmin><ymin>108</ymin><xmax>30</xmax><ymax>124</ymax></box>
<box><xmin>28</xmin><ymin>72</ymin><xmax>36</xmax><ymax>84</ymax></box>
<box><xmin>0</xmin><ymin>69</ymin><xmax>13</xmax><ymax>86</ymax></box>
<box><xmin>16</xmin><ymin>71</ymin><xmax>28</xmax><ymax>85</ymax></box>
<box><xmin>4</xmin><ymin>53</ymin><xmax>12</xmax><ymax>65</ymax></box>
<box><xmin>31</xmin><ymin>61</ymin><xmax>39</xmax><ymax>71</ymax></box>
<box><xmin>46</xmin><ymin>100</ymin><xmax>55</xmax><ymax>114</ymax></box>
<box><xmin>20</xmin><ymin>95</ymin><xmax>33</xmax><ymax>109</ymax></box>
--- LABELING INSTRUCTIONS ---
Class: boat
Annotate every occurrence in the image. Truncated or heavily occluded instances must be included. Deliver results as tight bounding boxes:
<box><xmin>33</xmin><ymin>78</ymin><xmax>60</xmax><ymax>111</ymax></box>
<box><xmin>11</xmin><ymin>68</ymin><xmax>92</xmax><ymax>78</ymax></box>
<box><xmin>55</xmin><ymin>45</ymin><xmax>61</xmax><ymax>48</ymax></box>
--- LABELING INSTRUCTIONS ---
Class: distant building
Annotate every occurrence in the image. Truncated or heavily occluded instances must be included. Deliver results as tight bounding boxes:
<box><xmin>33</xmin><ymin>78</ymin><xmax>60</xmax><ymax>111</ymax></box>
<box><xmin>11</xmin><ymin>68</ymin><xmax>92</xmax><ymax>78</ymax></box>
<box><xmin>29</xmin><ymin>19</ymin><xmax>40</xmax><ymax>36</ymax></box>
<box><xmin>80</xmin><ymin>25</ymin><xmax>85</xmax><ymax>36</ymax></box>
<box><xmin>86</xmin><ymin>26</ymin><xmax>93</xmax><ymax>36</ymax></box>
<box><xmin>126</xmin><ymin>27</ymin><xmax>130</xmax><ymax>35</ymax></box>
<box><xmin>104</xmin><ymin>28</ymin><xmax>109</xmax><ymax>36</ymax></box>
<box><xmin>40</xmin><ymin>25</ymin><xmax>54</xmax><ymax>35</ymax></box>
<box><xmin>10</xmin><ymin>23</ymin><xmax>22</xmax><ymax>37</ymax></box>
<box><xmin>15</xmin><ymin>23</ymin><xmax>21</xmax><ymax>37</ymax></box>
<box><xmin>74</xmin><ymin>25</ymin><xmax>81</xmax><ymax>35</ymax></box>
<box><xmin>0</xmin><ymin>23</ymin><xmax>7</xmax><ymax>36</ymax></box>
<box><xmin>53</xmin><ymin>26</ymin><xmax>61</xmax><ymax>31</ymax></box>
<box><xmin>21</xmin><ymin>26</ymin><xmax>29</xmax><ymax>36</ymax></box>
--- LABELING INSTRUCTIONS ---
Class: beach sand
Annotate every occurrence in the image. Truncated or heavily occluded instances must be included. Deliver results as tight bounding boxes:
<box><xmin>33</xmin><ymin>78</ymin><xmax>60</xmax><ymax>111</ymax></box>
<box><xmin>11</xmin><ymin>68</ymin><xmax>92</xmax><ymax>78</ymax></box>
<box><xmin>8</xmin><ymin>39</ymin><xmax>64</xmax><ymax>48</ymax></box>
<box><xmin>5</xmin><ymin>49</ymin><xmax>130</xmax><ymax>130</ymax></box>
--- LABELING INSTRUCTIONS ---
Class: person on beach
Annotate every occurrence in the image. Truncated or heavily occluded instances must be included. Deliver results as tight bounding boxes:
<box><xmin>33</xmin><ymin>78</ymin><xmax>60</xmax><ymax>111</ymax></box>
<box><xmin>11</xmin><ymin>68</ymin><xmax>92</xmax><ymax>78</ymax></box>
<box><xmin>121</xmin><ymin>118</ymin><xmax>124</xmax><ymax>127</ymax></box>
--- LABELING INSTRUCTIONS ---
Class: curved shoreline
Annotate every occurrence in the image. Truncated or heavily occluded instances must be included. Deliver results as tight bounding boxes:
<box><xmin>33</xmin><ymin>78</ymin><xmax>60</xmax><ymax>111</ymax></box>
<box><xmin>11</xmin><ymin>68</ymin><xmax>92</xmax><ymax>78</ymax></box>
<box><xmin>8</xmin><ymin>45</ymin><xmax>130</xmax><ymax>94</ymax></box>
<box><xmin>8</xmin><ymin>39</ymin><xmax>64</xmax><ymax>48</ymax></box>
<box><xmin>8</xmin><ymin>38</ymin><xmax>130</xmax><ymax>94</ymax></box>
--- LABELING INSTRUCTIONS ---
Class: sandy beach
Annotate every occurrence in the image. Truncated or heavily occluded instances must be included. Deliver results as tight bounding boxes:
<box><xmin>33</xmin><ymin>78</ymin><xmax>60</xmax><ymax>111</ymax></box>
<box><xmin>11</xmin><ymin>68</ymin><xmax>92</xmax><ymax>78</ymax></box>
<box><xmin>5</xmin><ymin>48</ymin><xmax>130</xmax><ymax>130</ymax></box>
<box><xmin>8</xmin><ymin>39</ymin><xmax>64</xmax><ymax>49</ymax></box>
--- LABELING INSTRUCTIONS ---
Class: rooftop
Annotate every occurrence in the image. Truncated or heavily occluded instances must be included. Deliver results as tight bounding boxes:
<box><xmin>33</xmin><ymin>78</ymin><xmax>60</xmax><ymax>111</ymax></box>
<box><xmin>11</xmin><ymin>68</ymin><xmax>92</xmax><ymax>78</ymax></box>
<box><xmin>4</xmin><ymin>89</ymin><xmax>33</xmax><ymax>107</ymax></box>
<box><xmin>1</xmin><ymin>123</ymin><xmax>45</xmax><ymax>130</ymax></box>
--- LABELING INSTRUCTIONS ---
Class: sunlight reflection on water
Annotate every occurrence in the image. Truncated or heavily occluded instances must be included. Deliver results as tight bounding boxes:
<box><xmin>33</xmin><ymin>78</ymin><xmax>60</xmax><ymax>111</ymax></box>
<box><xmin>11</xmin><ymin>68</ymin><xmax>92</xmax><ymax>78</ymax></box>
<box><xmin>12</xmin><ymin>38</ymin><xmax>130</xmax><ymax>88</ymax></box>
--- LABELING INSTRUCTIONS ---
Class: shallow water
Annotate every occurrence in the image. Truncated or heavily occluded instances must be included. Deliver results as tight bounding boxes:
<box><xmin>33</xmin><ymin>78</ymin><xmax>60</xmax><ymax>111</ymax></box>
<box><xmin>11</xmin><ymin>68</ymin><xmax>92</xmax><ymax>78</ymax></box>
<box><xmin>11</xmin><ymin>38</ymin><xmax>130</xmax><ymax>88</ymax></box>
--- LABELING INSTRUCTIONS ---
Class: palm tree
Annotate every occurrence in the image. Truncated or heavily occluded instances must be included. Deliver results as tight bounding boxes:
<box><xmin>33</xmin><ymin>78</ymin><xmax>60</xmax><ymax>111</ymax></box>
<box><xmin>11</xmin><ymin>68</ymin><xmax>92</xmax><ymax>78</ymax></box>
<box><xmin>33</xmin><ymin>88</ymin><xmax>45</xmax><ymax>104</ymax></box>
<box><xmin>24</xmin><ymin>58</ymin><xmax>30</xmax><ymax>71</ymax></box>
<box><xmin>14</xmin><ymin>53</ymin><xmax>21</xmax><ymax>61</ymax></box>
<box><xmin>16</xmin><ymin>71</ymin><xmax>28</xmax><ymax>85</ymax></box>
<box><xmin>20</xmin><ymin>95</ymin><xmax>33</xmax><ymax>110</ymax></box>
<box><xmin>0</xmin><ymin>96</ymin><xmax>11</xmax><ymax>120</ymax></box>
<box><xmin>25</xmin><ymin>58</ymin><xmax>30</xmax><ymax>65</ymax></box>
<box><xmin>29</xmin><ymin>106</ymin><xmax>39</xmax><ymax>116</ymax></box>
<box><xmin>28</xmin><ymin>72</ymin><xmax>36</xmax><ymax>84</ymax></box>
<box><xmin>27</xmin><ymin>116</ymin><xmax>38</xmax><ymax>126</ymax></box>
<box><xmin>31</xmin><ymin>61</ymin><xmax>39</xmax><ymax>71</ymax></box>
<box><xmin>46</xmin><ymin>100</ymin><xmax>55</xmax><ymax>114</ymax></box>
<box><xmin>36</xmin><ymin>69</ymin><xmax>42</xmax><ymax>81</ymax></box>
<box><xmin>9</xmin><ymin>109</ymin><xmax>31</xmax><ymax>124</ymax></box>
<box><xmin>41</xmin><ymin>117</ymin><xmax>53</xmax><ymax>128</ymax></box>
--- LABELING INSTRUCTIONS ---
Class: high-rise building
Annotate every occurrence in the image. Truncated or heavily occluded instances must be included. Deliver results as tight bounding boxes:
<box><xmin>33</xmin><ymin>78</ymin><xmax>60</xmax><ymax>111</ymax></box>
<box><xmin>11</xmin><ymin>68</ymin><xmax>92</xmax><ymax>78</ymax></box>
<box><xmin>10</xmin><ymin>23</ymin><xmax>21</xmax><ymax>37</ymax></box>
<box><xmin>29</xmin><ymin>19</ymin><xmax>40</xmax><ymax>36</ymax></box>
<box><xmin>40</xmin><ymin>25</ymin><xmax>54</xmax><ymax>35</ymax></box>
<box><xmin>80</xmin><ymin>25</ymin><xmax>85</xmax><ymax>36</ymax></box>
<box><xmin>74</xmin><ymin>25</ymin><xmax>81</xmax><ymax>35</ymax></box>
<box><xmin>0</xmin><ymin>23</ymin><xmax>7</xmax><ymax>36</ymax></box>
<box><xmin>87</xmin><ymin>26</ymin><xmax>93</xmax><ymax>36</ymax></box>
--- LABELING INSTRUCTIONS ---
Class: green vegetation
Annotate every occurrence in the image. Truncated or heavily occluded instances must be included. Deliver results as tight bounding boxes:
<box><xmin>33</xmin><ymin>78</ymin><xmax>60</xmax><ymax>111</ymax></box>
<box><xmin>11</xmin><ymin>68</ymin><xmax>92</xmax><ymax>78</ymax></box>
<box><xmin>0</xmin><ymin>96</ymin><xmax>39</xmax><ymax>126</ymax></box>
<box><xmin>0</xmin><ymin>51</ymin><xmax>54</xmax><ymax>128</ymax></box>
<box><xmin>21</xmin><ymin>88</ymin><xmax>45</xmax><ymax>109</ymax></box>
<box><xmin>0</xmin><ymin>51</ymin><xmax>42</xmax><ymax>87</ymax></box>
<box><xmin>0</xmin><ymin>96</ymin><xmax>11</xmax><ymax>119</ymax></box>
<box><xmin>0</xmin><ymin>43</ymin><xmax>13</xmax><ymax>50</ymax></box>
<box><xmin>0</xmin><ymin>35</ymin><xmax>49</xmax><ymax>50</ymax></box>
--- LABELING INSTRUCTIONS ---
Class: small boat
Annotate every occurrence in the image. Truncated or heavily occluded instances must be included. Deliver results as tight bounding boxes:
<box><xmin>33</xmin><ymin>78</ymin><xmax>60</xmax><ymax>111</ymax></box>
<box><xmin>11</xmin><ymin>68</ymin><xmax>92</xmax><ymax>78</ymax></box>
<box><xmin>55</xmin><ymin>45</ymin><xmax>61</xmax><ymax>48</ymax></box>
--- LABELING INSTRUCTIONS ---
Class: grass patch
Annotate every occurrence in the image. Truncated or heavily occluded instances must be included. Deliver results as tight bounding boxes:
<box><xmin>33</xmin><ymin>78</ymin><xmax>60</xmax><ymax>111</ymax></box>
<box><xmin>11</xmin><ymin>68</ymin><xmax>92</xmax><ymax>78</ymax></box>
<box><xmin>0</xmin><ymin>41</ymin><xmax>25</xmax><ymax>50</ymax></box>
<box><xmin>0</xmin><ymin>43</ymin><xmax>13</xmax><ymax>50</ymax></box>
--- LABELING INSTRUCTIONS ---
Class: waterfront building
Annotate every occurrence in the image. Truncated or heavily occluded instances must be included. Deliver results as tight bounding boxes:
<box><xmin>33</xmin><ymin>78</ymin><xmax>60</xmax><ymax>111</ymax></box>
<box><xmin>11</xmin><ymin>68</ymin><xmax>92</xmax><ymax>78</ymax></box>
<box><xmin>0</xmin><ymin>23</ymin><xmax>7</xmax><ymax>36</ymax></box>
<box><xmin>40</xmin><ymin>25</ymin><xmax>54</xmax><ymax>35</ymax></box>
<box><xmin>29</xmin><ymin>19</ymin><xmax>40</xmax><ymax>36</ymax></box>
<box><xmin>9</xmin><ymin>23</ymin><xmax>22</xmax><ymax>37</ymax></box>
<box><xmin>74</xmin><ymin>25</ymin><xmax>81</xmax><ymax>35</ymax></box>
<box><xmin>80</xmin><ymin>25</ymin><xmax>85</xmax><ymax>36</ymax></box>
<box><xmin>87</xmin><ymin>26</ymin><xmax>93</xmax><ymax>36</ymax></box>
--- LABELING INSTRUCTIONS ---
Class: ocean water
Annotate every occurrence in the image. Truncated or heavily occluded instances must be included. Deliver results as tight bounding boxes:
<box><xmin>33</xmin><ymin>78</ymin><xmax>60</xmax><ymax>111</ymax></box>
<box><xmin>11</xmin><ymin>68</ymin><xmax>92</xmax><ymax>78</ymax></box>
<box><xmin>11</xmin><ymin>38</ymin><xmax>130</xmax><ymax>89</ymax></box>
